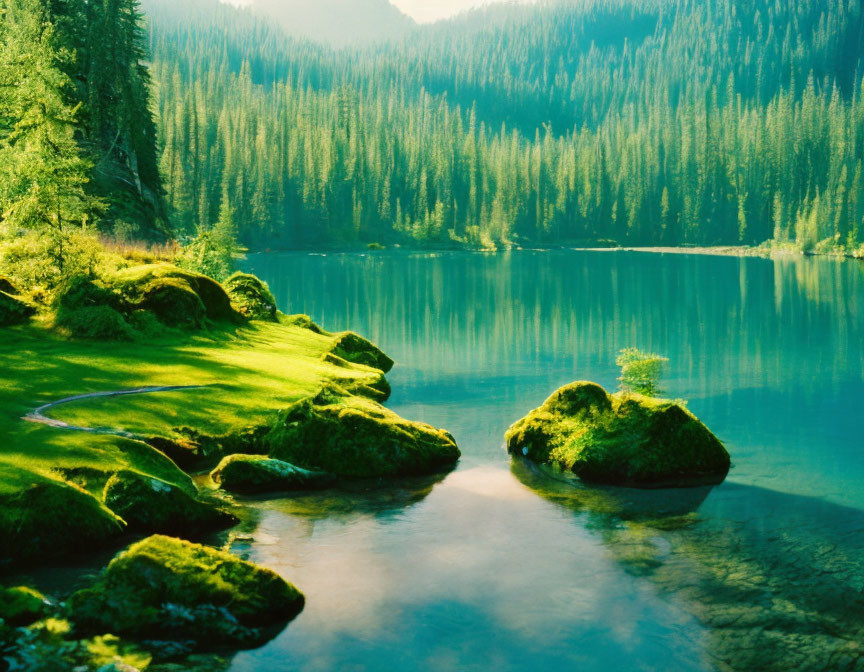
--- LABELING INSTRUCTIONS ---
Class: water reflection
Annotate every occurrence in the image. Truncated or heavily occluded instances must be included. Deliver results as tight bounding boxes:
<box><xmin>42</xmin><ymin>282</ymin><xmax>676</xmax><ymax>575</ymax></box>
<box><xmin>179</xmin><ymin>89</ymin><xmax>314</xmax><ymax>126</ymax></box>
<box><xmin>238</xmin><ymin>250</ymin><xmax>864</xmax><ymax>671</ymax></box>
<box><xmin>512</xmin><ymin>459</ymin><xmax>864</xmax><ymax>670</ymax></box>
<box><xmin>230</xmin><ymin>466</ymin><xmax>711</xmax><ymax>672</ymax></box>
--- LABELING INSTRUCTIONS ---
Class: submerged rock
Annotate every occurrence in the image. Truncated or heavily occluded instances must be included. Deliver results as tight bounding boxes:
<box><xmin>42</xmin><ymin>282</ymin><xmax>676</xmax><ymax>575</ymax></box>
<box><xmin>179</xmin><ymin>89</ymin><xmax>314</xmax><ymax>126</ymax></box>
<box><xmin>223</xmin><ymin>272</ymin><xmax>278</xmax><ymax>321</ymax></box>
<box><xmin>330</xmin><ymin>332</ymin><xmax>394</xmax><ymax>373</ymax></box>
<box><xmin>67</xmin><ymin>535</ymin><xmax>304</xmax><ymax>647</ymax></box>
<box><xmin>265</xmin><ymin>388</ymin><xmax>459</xmax><ymax>478</ymax></box>
<box><xmin>0</xmin><ymin>475</ymin><xmax>125</xmax><ymax>570</ymax></box>
<box><xmin>102</xmin><ymin>470</ymin><xmax>236</xmax><ymax>535</ymax></box>
<box><xmin>0</xmin><ymin>586</ymin><xmax>50</xmax><ymax>626</ymax></box>
<box><xmin>0</xmin><ymin>290</ymin><xmax>36</xmax><ymax>326</ymax></box>
<box><xmin>211</xmin><ymin>454</ymin><xmax>335</xmax><ymax>494</ymax></box>
<box><xmin>505</xmin><ymin>381</ymin><xmax>730</xmax><ymax>488</ymax></box>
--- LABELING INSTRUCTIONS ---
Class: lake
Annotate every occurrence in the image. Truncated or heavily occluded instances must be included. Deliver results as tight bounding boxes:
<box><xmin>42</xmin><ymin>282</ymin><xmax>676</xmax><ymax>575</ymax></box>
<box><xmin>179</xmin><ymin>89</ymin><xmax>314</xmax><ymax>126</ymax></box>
<box><xmin>232</xmin><ymin>250</ymin><xmax>864</xmax><ymax>672</ymax></box>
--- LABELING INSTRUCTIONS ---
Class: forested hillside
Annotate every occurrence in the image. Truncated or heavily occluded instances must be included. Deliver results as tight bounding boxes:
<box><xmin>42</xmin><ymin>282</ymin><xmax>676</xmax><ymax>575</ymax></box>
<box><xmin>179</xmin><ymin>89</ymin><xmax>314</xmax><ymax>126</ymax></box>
<box><xmin>148</xmin><ymin>0</ymin><xmax>864</xmax><ymax>250</ymax></box>
<box><xmin>0</xmin><ymin>0</ymin><xmax>166</xmax><ymax>244</ymax></box>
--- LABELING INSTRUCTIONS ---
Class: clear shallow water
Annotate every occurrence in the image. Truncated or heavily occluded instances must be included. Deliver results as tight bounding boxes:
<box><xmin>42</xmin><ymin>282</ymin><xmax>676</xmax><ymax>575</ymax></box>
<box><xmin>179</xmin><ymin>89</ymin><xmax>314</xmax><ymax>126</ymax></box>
<box><xmin>232</xmin><ymin>250</ymin><xmax>864</xmax><ymax>672</ymax></box>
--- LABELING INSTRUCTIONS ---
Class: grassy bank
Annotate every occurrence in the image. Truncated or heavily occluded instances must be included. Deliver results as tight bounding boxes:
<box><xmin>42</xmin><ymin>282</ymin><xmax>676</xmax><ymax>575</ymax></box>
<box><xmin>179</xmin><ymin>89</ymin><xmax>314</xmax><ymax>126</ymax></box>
<box><xmin>0</xmin><ymin>318</ymin><xmax>386</xmax><ymax>495</ymax></box>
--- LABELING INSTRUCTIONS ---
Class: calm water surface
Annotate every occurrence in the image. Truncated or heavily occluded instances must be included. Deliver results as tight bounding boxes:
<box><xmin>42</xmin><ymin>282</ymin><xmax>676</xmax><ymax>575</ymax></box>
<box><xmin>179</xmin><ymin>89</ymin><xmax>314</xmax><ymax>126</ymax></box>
<box><xmin>231</xmin><ymin>250</ymin><xmax>864</xmax><ymax>672</ymax></box>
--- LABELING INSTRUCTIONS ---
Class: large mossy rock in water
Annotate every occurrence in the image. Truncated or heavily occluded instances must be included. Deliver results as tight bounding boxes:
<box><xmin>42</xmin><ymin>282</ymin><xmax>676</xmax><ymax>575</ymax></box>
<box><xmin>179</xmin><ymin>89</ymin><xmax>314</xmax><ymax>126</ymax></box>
<box><xmin>0</xmin><ymin>473</ymin><xmax>125</xmax><ymax>570</ymax></box>
<box><xmin>505</xmin><ymin>382</ymin><xmax>730</xmax><ymax>488</ymax></box>
<box><xmin>265</xmin><ymin>388</ymin><xmax>459</xmax><ymax>478</ymax></box>
<box><xmin>223</xmin><ymin>272</ymin><xmax>278</xmax><ymax>322</ymax></box>
<box><xmin>67</xmin><ymin>535</ymin><xmax>304</xmax><ymax>647</ymax></box>
<box><xmin>211</xmin><ymin>454</ymin><xmax>335</xmax><ymax>494</ymax></box>
<box><xmin>102</xmin><ymin>470</ymin><xmax>236</xmax><ymax>535</ymax></box>
<box><xmin>0</xmin><ymin>290</ymin><xmax>36</xmax><ymax>326</ymax></box>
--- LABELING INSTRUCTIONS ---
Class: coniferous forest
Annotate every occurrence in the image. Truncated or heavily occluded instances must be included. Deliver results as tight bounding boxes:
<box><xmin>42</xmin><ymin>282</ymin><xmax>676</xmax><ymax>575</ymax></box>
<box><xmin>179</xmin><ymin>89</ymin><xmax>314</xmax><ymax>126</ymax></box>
<box><xmin>146</xmin><ymin>0</ymin><xmax>864</xmax><ymax>251</ymax></box>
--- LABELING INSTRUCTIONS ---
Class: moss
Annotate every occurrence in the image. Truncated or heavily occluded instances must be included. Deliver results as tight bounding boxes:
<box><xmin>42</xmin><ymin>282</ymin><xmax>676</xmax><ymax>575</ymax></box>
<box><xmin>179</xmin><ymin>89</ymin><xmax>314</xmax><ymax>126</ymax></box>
<box><xmin>211</xmin><ymin>454</ymin><xmax>335</xmax><ymax>494</ymax></box>
<box><xmin>331</xmin><ymin>332</ymin><xmax>394</xmax><ymax>373</ymax></box>
<box><xmin>281</xmin><ymin>313</ymin><xmax>327</xmax><ymax>333</ymax></box>
<box><xmin>265</xmin><ymin>389</ymin><xmax>460</xmax><ymax>478</ymax></box>
<box><xmin>0</xmin><ymin>471</ymin><xmax>125</xmax><ymax>570</ymax></box>
<box><xmin>0</xmin><ymin>586</ymin><xmax>51</xmax><ymax>626</ymax></box>
<box><xmin>506</xmin><ymin>381</ymin><xmax>730</xmax><ymax>488</ymax></box>
<box><xmin>67</xmin><ymin>535</ymin><xmax>304</xmax><ymax>647</ymax></box>
<box><xmin>139</xmin><ymin>277</ymin><xmax>206</xmax><ymax>329</ymax></box>
<box><xmin>56</xmin><ymin>305</ymin><xmax>135</xmax><ymax>340</ymax></box>
<box><xmin>102</xmin><ymin>470</ymin><xmax>236</xmax><ymax>535</ymax></box>
<box><xmin>56</xmin><ymin>276</ymin><xmax>125</xmax><ymax>314</ymax></box>
<box><xmin>113</xmin><ymin>264</ymin><xmax>240</xmax><ymax>324</ymax></box>
<box><xmin>145</xmin><ymin>435</ymin><xmax>210</xmax><ymax>471</ymax></box>
<box><xmin>0</xmin><ymin>290</ymin><xmax>36</xmax><ymax>326</ymax></box>
<box><xmin>223</xmin><ymin>272</ymin><xmax>278</xmax><ymax>321</ymax></box>
<box><xmin>366</xmin><ymin>242</ymin><xmax>386</xmax><ymax>250</ymax></box>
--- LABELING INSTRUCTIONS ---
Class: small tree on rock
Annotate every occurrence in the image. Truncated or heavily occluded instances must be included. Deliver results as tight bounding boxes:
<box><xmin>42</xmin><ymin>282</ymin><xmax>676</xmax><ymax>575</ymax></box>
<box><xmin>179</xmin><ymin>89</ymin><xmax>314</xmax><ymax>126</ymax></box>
<box><xmin>616</xmin><ymin>347</ymin><xmax>669</xmax><ymax>397</ymax></box>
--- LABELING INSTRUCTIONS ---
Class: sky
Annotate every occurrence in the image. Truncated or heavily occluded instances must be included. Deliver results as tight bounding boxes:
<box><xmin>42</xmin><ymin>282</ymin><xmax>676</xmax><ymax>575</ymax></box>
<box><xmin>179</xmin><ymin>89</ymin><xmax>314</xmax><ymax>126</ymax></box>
<box><xmin>223</xmin><ymin>0</ymin><xmax>539</xmax><ymax>25</ymax></box>
<box><xmin>389</xmin><ymin>0</ymin><xmax>536</xmax><ymax>23</ymax></box>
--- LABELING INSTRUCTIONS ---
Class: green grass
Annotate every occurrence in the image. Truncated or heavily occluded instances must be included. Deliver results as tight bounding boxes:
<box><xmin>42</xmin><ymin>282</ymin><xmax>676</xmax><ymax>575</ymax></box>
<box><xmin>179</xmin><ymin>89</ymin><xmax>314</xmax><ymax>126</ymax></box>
<box><xmin>0</xmin><ymin>317</ymin><xmax>386</xmax><ymax>495</ymax></box>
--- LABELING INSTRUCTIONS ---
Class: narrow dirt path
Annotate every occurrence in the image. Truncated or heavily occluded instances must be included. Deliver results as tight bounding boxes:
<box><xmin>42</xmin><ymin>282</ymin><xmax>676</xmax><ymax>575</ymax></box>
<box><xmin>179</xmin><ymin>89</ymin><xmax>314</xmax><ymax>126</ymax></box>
<box><xmin>23</xmin><ymin>386</ymin><xmax>205</xmax><ymax>439</ymax></box>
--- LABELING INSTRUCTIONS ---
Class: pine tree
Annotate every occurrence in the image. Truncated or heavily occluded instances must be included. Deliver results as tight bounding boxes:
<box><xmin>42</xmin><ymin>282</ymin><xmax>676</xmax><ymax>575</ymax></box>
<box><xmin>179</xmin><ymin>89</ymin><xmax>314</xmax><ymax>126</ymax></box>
<box><xmin>0</xmin><ymin>0</ymin><xmax>99</xmax><ymax>270</ymax></box>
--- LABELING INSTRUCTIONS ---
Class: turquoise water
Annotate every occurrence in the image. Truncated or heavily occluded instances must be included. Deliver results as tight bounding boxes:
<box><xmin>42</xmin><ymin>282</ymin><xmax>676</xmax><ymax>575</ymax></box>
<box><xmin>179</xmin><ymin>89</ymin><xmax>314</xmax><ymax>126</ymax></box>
<box><xmin>232</xmin><ymin>250</ymin><xmax>864</xmax><ymax>671</ymax></box>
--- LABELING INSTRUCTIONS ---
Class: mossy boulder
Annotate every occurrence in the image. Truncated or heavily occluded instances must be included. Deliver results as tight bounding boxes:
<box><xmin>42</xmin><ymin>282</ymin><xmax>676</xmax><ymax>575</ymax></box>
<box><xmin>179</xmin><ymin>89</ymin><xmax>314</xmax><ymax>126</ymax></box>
<box><xmin>505</xmin><ymin>381</ymin><xmax>730</xmax><ymax>488</ymax></box>
<box><xmin>330</xmin><ymin>332</ymin><xmax>394</xmax><ymax>373</ymax></box>
<box><xmin>138</xmin><ymin>277</ymin><xmax>206</xmax><ymax>329</ymax></box>
<box><xmin>102</xmin><ymin>470</ymin><xmax>236</xmax><ymax>535</ymax></box>
<box><xmin>0</xmin><ymin>475</ymin><xmax>125</xmax><ymax>570</ymax></box>
<box><xmin>67</xmin><ymin>535</ymin><xmax>305</xmax><ymax>647</ymax></box>
<box><xmin>282</xmin><ymin>313</ymin><xmax>326</xmax><ymax>334</ymax></box>
<box><xmin>0</xmin><ymin>586</ymin><xmax>50</xmax><ymax>626</ymax></box>
<box><xmin>265</xmin><ymin>389</ymin><xmax>459</xmax><ymax>478</ymax></box>
<box><xmin>0</xmin><ymin>290</ymin><xmax>36</xmax><ymax>326</ymax></box>
<box><xmin>57</xmin><ymin>305</ymin><xmax>134</xmax><ymax>340</ymax></box>
<box><xmin>113</xmin><ymin>264</ymin><xmax>240</xmax><ymax>324</ymax></box>
<box><xmin>145</xmin><ymin>436</ymin><xmax>211</xmax><ymax>471</ymax></box>
<box><xmin>223</xmin><ymin>272</ymin><xmax>278</xmax><ymax>321</ymax></box>
<box><xmin>211</xmin><ymin>455</ymin><xmax>335</xmax><ymax>494</ymax></box>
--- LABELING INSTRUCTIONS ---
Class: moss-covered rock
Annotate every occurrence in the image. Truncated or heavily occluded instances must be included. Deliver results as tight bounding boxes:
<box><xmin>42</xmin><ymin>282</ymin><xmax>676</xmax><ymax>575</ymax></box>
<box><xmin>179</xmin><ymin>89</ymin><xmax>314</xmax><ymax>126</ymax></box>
<box><xmin>211</xmin><ymin>454</ymin><xmax>335</xmax><ymax>494</ymax></box>
<box><xmin>331</xmin><ymin>332</ymin><xmax>394</xmax><ymax>373</ymax></box>
<box><xmin>67</xmin><ymin>535</ymin><xmax>304</xmax><ymax>647</ymax></box>
<box><xmin>102</xmin><ymin>470</ymin><xmax>236</xmax><ymax>535</ymax></box>
<box><xmin>113</xmin><ymin>264</ymin><xmax>240</xmax><ymax>324</ymax></box>
<box><xmin>0</xmin><ymin>475</ymin><xmax>126</xmax><ymax>570</ymax></box>
<box><xmin>139</xmin><ymin>277</ymin><xmax>206</xmax><ymax>329</ymax></box>
<box><xmin>0</xmin><ymin>586</ymin><xmax>51</xmax><ymax>626</ymax></box>
<box><xmin>265</xmin><ymin>389</ymin><xmax>459</xmax><ymax>478</ymax></box>
<box><xmin>0</xmin><ymin>290</ymin><xmax>36</xmax><ymax>326</ymax></box>
<box><xmin>145</xmin><ymin>435</ymin><xmax>210</xmax><ymax>471</ymax></box>
<box><xmin>282</xmin><ymin>313</ymin><xmax>326</xmax><ymax>334</ymax></box>
<box><xmin>223</xmin><ymin>272</ymin><xmax>278</xmax><ymax>321</ymax></box>
<box><xmin>56</xmin><ymin>305</ymin><xmax>135</xmax><ymax>340</ymax></box>
<box><xmin>505</xmin><ymin>381</ymin><xmax>730</xmax><ymax>488</ymax></box>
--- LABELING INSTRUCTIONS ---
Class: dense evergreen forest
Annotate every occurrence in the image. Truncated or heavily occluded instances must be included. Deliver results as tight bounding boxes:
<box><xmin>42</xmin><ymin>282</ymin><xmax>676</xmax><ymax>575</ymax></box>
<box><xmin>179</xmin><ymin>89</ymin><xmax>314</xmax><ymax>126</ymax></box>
<box><xmin>2</xmin><ymin>0</ymin><xmax>863</xmax><ymax>252</ymax></box>
<box><xmin>147</xmin><ymin>0</ymin><xmax>864</xmax><ymax>251</ymax></box>
<box><xmin>0</xmin><ymin>0</ymin><xmax>166</xmax><ymax>248</ymax></box>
